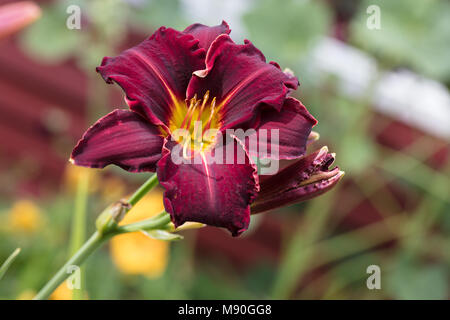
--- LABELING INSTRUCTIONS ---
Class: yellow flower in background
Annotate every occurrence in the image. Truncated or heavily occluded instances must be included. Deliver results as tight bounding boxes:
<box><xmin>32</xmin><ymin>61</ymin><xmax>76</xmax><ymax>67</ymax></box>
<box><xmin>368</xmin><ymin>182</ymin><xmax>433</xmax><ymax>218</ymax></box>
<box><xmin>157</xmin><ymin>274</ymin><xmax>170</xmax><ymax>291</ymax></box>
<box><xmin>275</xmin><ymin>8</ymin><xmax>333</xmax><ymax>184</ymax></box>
<box><xmin>50</xmin><ymin>282</ymin><xmax>72</xmax><ymax>300</ymax></box>
<box><xmin>49</xmin><ymin>282</ymin><xmax>89</xmax><ymax>300</ymax></box>
<box><xmin>63</xmin><ymin>164</ymin><xmax>100</xmax><ymax>194</ymax></box>
<box><xmin>100</xmin><ymin>176</ymin><xmax>127</xmax><ymax>203</ymax></box>
<box><xmin>16</xmin><ymin>289</ymin><xmax>36</xmax><ymax>300</ymax></box>
<box><xmin>110</xmin><ymin>190</ymin><xmax>169</xmax><ymax>278</ymax></box>
<box><xmin>8</xmin><ymin>200</ymin><xmax>43</xmax><ymax>233</ymax></box>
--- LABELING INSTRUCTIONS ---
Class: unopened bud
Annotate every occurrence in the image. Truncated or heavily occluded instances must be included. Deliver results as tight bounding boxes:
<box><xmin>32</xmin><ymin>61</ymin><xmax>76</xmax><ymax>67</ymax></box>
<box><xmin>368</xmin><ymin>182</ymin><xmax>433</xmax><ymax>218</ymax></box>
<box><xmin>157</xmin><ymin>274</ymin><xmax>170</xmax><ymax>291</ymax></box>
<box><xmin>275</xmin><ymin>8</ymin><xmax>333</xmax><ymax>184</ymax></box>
<box><xmin>95</xmin><ymin>200</ymin><xmax>131</xmax><ymax>234</ymax></box>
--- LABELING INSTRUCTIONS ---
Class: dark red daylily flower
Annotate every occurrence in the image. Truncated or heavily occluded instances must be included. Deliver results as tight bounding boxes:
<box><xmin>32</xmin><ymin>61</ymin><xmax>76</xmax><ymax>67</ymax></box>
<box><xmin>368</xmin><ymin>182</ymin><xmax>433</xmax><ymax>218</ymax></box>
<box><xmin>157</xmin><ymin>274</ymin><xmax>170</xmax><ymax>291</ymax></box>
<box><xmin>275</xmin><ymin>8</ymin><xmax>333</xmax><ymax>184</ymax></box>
<box><xmin>70</xmin><ymin>21</ymin><xmax>342</xmax><ymax>236</ymax></box>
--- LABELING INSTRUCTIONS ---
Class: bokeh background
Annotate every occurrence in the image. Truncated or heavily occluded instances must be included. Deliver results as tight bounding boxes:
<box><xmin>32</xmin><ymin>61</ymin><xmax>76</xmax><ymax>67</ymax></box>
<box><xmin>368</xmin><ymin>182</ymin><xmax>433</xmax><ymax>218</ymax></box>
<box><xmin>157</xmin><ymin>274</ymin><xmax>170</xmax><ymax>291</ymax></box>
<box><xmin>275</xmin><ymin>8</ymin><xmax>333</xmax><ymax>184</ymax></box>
<box><xmin>0</xmin><ymin>0</ymin><xmax>449</xmax><ymax>300</ymax></box>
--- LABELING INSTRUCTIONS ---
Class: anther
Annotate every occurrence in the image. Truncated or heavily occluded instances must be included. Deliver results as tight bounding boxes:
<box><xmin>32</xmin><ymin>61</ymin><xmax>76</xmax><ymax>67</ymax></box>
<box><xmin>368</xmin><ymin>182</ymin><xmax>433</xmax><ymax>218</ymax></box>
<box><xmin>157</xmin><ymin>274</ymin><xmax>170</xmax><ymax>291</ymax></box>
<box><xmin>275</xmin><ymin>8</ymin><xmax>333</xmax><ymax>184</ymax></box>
<box><xmin>204</xmin><ymin>97</ymin><xmax>216</xmax><ymax>132</ymax></box>
<box><xmin>180</xmin><ymin>97</ymin><xmax>197</xmax><ymax>129</ymax></box>
<box><xmin>197</xmin><ymin>90</ymin><xmax>210</xmax><ymax>120</ymax></box>
<box><xmin>185</xmin><ymin>100</ymin><xmax>200</xmax><ymax>130</ymax></box>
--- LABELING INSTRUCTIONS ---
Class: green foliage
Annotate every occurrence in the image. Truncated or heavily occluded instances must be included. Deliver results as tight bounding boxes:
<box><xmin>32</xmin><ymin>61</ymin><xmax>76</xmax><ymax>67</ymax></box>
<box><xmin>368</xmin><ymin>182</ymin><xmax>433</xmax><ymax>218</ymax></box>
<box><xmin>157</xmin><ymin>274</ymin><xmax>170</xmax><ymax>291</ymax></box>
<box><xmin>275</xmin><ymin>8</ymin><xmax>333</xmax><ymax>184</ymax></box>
<box><xmin>20</xmin><ymin>1</ymin><xmax>83</xmax><ymax>63</ymax></box>
<box><xmin>243</xmin><ymin>0</ymin><xmax>331</xmax><ymax>68</ymax></box>
<box><xmin>131</xmin><ymin>0</ymin><xmax>187</xmax><ymax>31</ymax></box>
<box><xmin>19</xmin><ymin>0</ymin><xmax>129</xmax><ymax>69</ymax></box>
<box><xmin>351</xmin><ymin>0</ymin><xmax>450</xmax><ymax>82</ymax></box>
<box><xmin>387</xmin><ymin>256</ymin><xmax>448</xmax><ymax>300</ymax></box>
<box><xmin>0</xmin><ymin>248</ymin><xmax>21</xmax><ymax>281</ymax></box>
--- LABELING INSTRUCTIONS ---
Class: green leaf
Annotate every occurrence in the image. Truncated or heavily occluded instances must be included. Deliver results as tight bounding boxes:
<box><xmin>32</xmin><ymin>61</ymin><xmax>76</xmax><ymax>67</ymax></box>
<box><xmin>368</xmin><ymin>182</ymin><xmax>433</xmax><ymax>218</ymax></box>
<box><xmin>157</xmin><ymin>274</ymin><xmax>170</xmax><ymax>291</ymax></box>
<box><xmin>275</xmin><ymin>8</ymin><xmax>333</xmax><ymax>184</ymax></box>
<box><xmin>0</xmin><ymin>248</ymin><xmax>21</xmax><ymax>281</ymax></box>
<box><xmin>142</xmin><ymin>230</ymin><xmax>183</xmax><ymax>241</ymax></box>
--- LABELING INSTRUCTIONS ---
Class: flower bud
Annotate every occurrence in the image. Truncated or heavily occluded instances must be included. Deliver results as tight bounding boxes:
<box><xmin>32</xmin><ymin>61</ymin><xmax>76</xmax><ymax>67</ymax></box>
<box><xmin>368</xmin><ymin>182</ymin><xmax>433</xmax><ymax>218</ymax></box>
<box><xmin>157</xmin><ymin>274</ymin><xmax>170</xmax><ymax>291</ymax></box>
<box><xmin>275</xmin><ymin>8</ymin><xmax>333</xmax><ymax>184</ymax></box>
<box><xmin>251</xmin><ymin>146</ymin><xmax>343</xmax><ymax>214</ymax></box>
<box><xmin>95</xmin><ymin>200</ymin><xmax>131</xmax><ymax>234</ymax></box>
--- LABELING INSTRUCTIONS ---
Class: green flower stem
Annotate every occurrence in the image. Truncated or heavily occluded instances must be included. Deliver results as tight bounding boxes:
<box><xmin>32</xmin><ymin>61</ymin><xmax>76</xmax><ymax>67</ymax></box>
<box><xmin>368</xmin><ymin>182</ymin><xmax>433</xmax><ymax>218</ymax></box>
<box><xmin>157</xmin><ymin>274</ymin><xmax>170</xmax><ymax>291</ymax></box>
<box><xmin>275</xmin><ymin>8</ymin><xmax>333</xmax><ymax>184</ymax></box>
<box><xmin>115</xmin><ymin>212</ymin><xmax>171</xmax><ymax>234</ymax></box>
<box><xmin>127</xmin><ymin>174</ymin><xmax>159</xmax><ymax>206</ymax></box>
<box><xmin>0</xmin><ymin>248</ymin><xmax>21</xmax><ymax>281</ymax></box>
<box><xmin>33</xmin><ymin>174</ymin><xmax>167</xmax><ymax>300</ymax></box>
<box><xmin>33</xmin><ymin>231</ymin><xmax>105</xmax><ymax>300</ymax></box>
<box><xmin>69</xmin><ymin>169</ymin><xmax>89</xmax><ymax>300</ymax></box>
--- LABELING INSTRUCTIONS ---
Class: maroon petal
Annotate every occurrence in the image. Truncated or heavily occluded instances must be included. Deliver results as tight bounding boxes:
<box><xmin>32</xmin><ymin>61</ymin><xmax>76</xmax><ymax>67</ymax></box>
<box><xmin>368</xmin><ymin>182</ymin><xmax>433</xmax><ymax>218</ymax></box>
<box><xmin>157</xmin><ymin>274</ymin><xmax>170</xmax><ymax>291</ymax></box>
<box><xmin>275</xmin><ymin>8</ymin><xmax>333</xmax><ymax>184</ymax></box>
<box><xmin>71</xmin><ymin>110</ymin><xmax>164</xmax><ymax>172</ymax></box>
<box><xmin>183</xmin><ymin>20</ymin><xmax>231</xmax><ymax>50</ymax></box>
<box><xmin>97</xmin><ymin>27</ymin><xmax>206</xmax><ymax>128</ymax></box>
<box><xmin>243</xmin><ymin>97</ymin><xmax>318</xmax><ymax>160</ymax></box>
<box><xmin>157</xmin><ymin>136</ymin><xmax>259</xmax><ymax>236</ymax></box>
<box><xmin>186</xmin><ymin>35</ymin><xmax>299</xmax><ymax>130</ymax></box>
<box><xmin>252</xmin><ymin>147</ymin><xmax>343</xmax><ymax>214</ymax></box>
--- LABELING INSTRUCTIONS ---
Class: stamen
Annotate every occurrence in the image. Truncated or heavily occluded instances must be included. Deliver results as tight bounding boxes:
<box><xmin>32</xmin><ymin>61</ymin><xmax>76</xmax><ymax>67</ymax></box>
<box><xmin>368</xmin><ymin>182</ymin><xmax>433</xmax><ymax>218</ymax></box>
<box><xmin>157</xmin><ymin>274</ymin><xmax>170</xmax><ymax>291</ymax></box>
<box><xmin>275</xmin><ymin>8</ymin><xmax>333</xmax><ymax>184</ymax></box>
<box><xmin>185</xmin><ymin>100</ymin><xmax>200</xmax><ymax>130</ymax></box>
<box><xmin>180</xmin><ymin>95</ymin><xmax>197</xmax><ymax>129</ymax></box>
<box><xmin>197</xmin><ymin>90</ymin><xmax>210</xmax><ymax>120</ymax></box>
<box><xmin>171</xmin><ymin>91</ymin><xmax>219</xmax><ymax>152</ymax></box>
<box><xmin>203</xmin><ymin>97</ymin><xmax>216</xmax><ymax>132</ymax></box>
<box><xmin>193</xmin><ymin>120</ymin><xmax>203</xmax><ymax>146</ymax></box>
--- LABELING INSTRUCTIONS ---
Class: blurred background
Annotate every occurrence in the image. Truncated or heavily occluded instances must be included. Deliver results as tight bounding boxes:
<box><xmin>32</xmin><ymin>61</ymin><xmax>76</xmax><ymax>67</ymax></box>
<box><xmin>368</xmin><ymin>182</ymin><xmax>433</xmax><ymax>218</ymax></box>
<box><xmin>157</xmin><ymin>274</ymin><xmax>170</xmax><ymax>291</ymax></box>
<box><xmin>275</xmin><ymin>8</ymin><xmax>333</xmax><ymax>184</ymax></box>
<box><xmin>0</xmin><ymin>0</ymin><xmax>449</xmax><ymax>300</ymax></box>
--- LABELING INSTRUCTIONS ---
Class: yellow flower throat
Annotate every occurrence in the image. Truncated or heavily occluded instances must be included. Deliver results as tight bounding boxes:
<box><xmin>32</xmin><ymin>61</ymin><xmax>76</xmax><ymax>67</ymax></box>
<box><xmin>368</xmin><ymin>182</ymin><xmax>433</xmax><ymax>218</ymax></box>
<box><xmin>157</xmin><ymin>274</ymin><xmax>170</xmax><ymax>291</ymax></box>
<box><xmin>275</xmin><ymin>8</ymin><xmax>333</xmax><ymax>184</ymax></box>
<box><xmin>168</xmin><ymin>90</ymin><xmax>221</xmax><ymax>153</ymax></box>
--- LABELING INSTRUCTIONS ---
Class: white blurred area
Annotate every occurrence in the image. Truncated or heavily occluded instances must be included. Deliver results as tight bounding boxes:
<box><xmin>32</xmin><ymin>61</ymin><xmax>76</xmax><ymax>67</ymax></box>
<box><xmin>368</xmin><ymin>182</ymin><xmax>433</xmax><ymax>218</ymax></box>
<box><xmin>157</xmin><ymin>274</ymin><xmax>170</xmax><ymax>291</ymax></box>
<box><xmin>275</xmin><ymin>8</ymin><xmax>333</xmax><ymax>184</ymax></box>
<box><xmin>180</xmin><ymin>0</ymin><xmax>253</xmax><ymax>41</ymax></box>
<box><xmin>310</xmin><ymin>37</ymin><xmax>450</xmax><ymax>140</ymax></box>
<box><xmin>373</xmin><ymin>71</ymin><xmax>450</xmax><ymax>140</ymax></box>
